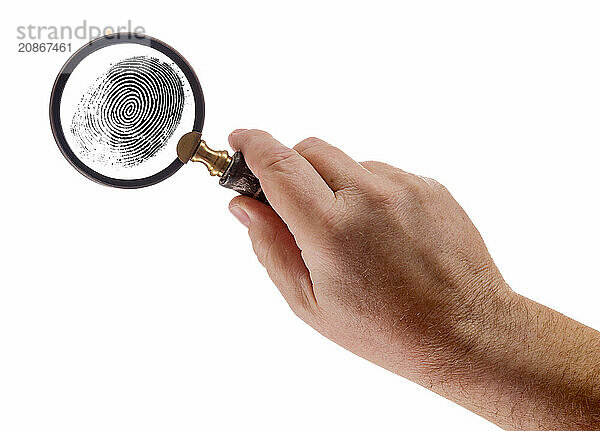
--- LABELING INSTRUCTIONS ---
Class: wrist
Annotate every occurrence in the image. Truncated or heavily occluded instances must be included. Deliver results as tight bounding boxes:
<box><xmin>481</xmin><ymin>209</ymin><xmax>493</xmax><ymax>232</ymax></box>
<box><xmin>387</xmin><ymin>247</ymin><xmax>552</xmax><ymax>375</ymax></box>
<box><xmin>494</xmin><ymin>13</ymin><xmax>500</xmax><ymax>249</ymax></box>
<box><xmin>409</xmin><ymin>289</ymin><xmax>600</xmax><ymax>430</ymax></box>
<box><xmin>415</xmin><ymin>285</ymin><xmax>523</xmax><ymax>384</ymax></box>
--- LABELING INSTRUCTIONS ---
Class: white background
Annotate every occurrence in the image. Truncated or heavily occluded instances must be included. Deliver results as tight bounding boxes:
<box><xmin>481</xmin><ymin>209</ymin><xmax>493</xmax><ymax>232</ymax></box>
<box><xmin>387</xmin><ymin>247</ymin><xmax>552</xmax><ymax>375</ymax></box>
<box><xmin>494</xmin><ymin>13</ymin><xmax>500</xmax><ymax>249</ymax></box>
<box><xmin>1</xmin><ymin>1</ymin><xmax>599</xmax><ymax>430</ymax></box>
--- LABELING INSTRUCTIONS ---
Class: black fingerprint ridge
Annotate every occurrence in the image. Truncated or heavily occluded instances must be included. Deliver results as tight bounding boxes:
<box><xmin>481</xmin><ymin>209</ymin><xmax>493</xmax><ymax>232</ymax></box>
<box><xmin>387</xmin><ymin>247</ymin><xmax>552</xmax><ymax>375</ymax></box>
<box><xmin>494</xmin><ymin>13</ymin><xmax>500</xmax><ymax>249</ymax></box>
<box><xmin>71</xmin><ymin>56</ymin><xmax>185</xmax><ymax>168</ymax></box>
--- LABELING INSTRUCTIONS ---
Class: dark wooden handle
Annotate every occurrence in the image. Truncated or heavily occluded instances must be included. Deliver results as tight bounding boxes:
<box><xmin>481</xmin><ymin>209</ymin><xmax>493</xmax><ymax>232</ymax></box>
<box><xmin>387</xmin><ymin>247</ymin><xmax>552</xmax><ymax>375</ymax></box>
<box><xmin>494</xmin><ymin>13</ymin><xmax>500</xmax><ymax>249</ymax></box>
<box><xmin>219</xmin><ymin>152</ymin><xmax>269</xmax><ymax>205</ymax></box>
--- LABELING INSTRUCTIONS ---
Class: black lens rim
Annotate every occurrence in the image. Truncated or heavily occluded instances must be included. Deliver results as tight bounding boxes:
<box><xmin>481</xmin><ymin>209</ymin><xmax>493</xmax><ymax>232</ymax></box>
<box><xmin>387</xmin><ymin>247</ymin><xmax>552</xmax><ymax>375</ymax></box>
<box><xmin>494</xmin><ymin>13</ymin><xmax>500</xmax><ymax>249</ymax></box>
<box><xmin>49</xmin><ymin>33</ymin><xmax>205</xmax><ymax>188</ymax></box>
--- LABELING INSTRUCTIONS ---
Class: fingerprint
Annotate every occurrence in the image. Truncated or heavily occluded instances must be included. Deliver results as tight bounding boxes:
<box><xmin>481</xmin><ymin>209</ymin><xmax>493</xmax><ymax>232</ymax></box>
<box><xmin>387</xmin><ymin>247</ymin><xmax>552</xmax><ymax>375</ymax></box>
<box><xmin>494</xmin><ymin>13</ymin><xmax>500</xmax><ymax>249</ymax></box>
<box><xmin>71</xmin><ymin>56</ymin><xmax>185</xmax><ymax>168</ymax></box>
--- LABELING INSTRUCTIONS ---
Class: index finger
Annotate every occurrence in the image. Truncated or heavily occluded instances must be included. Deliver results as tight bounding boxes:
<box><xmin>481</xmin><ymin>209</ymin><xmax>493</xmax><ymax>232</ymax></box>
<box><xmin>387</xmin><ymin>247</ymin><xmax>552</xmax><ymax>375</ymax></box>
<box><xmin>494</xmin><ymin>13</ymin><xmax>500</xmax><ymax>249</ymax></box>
<box><xmin>228</xmin><ymin>129</ymin><xmax>335</xmax><ymax>235</ymax></box>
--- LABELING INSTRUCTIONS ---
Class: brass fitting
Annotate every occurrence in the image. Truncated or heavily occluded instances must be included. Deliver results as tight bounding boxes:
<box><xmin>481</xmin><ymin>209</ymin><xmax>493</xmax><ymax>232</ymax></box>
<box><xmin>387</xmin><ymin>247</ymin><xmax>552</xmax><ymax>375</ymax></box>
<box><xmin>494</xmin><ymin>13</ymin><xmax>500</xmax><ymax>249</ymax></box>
<box><xmin>177</xmin><ymin>131</ymin><xmax>232</xmax><ymax>177</ymax></box>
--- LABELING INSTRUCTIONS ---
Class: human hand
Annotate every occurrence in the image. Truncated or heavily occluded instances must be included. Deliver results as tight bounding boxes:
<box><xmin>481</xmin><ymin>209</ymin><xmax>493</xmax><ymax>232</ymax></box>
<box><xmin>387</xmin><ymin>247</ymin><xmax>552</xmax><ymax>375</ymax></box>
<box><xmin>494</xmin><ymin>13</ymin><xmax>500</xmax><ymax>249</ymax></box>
<box><xmin>227</xmin><ymin>129</ymin><xmax>600</xmax><ymax>431</ymax></box>
<box><xmin>228</xmin><ymin>129</ymin><xmax>511</xmax><ymax>375</ymax></box>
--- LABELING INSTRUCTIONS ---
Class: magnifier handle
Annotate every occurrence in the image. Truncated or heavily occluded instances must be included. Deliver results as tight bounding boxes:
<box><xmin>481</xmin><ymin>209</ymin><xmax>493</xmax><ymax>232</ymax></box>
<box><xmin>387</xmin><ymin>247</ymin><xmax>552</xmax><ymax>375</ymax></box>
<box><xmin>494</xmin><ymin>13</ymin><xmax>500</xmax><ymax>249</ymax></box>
<box><xmin>219</xmin><ymin>152</ymin><xmax>269</xmax><ymax>205</ymax></box>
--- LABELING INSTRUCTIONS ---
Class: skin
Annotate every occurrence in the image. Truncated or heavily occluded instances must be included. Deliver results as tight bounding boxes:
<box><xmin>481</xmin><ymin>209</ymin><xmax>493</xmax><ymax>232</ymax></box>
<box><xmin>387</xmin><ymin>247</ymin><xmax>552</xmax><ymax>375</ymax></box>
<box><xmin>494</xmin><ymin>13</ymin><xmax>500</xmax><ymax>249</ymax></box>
<box><xmin>227</xmin><ymin>129</ymin><xmax>600</xmax><ymax>430</ymax></box>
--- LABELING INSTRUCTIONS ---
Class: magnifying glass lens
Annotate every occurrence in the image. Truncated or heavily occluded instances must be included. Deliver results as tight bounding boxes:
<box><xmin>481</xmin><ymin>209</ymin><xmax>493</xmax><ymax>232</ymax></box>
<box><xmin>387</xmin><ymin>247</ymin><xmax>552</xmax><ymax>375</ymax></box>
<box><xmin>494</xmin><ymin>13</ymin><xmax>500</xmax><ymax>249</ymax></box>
<box><xmin>59</xmin><ymin>42</ymin><xmax>196</xmax><ymax>180</ymax></box>
<box><xmin>52</xmin><ymin>35</ymin><xmax>266</xmax><ymax>204</ymax></box>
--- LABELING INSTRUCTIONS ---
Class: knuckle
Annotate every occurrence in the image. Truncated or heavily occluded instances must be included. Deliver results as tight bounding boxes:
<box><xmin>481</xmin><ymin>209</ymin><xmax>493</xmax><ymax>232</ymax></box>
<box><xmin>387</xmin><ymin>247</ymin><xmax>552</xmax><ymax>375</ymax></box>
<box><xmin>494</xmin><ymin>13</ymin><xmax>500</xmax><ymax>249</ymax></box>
<box><xmin>360</xmin><ymin>160</ymin><xmax>389</xmax><ymax>170</ymax></box>
<box><xmin>236</xmin><ymin>129</ymin><xmax>272</xmax><ymax>146</ymax></box>
<box><xmin>259</xmin><ymin>149</ymin><xmax>299</xmax><ymax>176</ymax></box>
<box><xmin>357</xmin><ymin>175</ymin><xmax>434</xmax><ymax>210</ymax></box>
<box><xmin>359</xmin><ymin>180</ymin><xmax>397</xmax><ymax>206</ymax></box>
<box><xmin>402</xmin><ymin>176</ymin><xmax>426</xmax><ymax>196</ymax></box>
<box><xmin>248</xmin><ymin>228</ymin><xmax>278</xmax><ymax>268</ymax></box>
<box><xmin>395</xmin><ymin>174</ymin><xmax>433</xmax><ymax>200</ymax></box>
<box><xmin>319</xmin><ymin>200</ymin><xmax>353</xmax><ymax>236</ymax></box>
<box><xmin>360</xmin><ymin>161</ymin><xmax>407</xmax><ymax>178</ymax></box>
<box><xmin>420</xmin><ymin>175</ymin><xmax>449</xmax><ymax>195</ymax></box>
<box><xmin>295</xmin><ymin>282</ymin><xmax>318</xmax><ymax>318</ymax></box>
<box><xmin>294</xmin><ymin>137</ymin><xmax>328</xmax><ymax>155</ymax></box>
<box><xmin>288</xmin><ymin>298</ymin><xmax>313</xmax><ymax>324</ymax></box>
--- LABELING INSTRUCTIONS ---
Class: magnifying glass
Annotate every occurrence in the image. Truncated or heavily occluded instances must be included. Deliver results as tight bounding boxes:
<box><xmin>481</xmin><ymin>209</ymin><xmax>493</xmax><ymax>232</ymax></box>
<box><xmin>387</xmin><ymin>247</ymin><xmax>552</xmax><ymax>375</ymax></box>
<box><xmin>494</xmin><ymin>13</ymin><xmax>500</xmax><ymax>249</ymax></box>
<box><xmin>50</xmin><ymin>32</ymin><xmax>266</xmax><ymax>203</ymax></box>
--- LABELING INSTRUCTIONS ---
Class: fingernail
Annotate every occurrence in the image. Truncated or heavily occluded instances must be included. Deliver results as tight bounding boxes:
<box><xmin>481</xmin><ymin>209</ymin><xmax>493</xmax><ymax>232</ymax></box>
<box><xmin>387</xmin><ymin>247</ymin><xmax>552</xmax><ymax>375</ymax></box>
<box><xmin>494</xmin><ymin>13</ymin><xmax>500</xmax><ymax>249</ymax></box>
<box><xmin>229</xmin><ymin>205</ymin><xmax>250</xmax><ymax>228</ymax></box>
<box><xmin>231</xmin><ymin>129</ymin><xmax>247</xmax><ymax>135</ymax></box>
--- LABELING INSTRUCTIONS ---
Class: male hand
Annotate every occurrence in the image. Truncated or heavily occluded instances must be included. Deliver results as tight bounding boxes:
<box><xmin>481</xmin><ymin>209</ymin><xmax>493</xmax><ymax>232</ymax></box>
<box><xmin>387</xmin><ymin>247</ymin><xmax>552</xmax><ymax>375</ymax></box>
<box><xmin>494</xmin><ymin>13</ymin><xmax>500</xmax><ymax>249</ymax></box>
<box><xmin>227</xmin><ymin>129</ymin><xmax>600</xmax><ymax>431</ymax></box>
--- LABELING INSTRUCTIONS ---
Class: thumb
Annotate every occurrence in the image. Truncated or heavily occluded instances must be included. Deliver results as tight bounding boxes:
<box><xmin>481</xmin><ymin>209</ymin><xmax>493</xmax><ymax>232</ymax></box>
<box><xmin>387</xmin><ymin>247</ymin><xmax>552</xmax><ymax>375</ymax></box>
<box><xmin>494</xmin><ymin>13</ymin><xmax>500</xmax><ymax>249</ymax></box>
<box><xmin>228</xmin><ymin>196</ymin><xmax>319</xmax><ymax>322</ymax></box>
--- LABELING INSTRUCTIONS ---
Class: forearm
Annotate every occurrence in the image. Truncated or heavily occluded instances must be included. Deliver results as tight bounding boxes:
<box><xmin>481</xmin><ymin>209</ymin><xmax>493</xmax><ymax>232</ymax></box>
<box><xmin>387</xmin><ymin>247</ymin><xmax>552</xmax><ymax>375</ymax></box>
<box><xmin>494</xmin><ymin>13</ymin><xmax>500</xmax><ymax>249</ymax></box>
<box><xmin>406</xmin><ymin>291</ymin><xmax>600</xmax><ymax>430</ymax></box>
